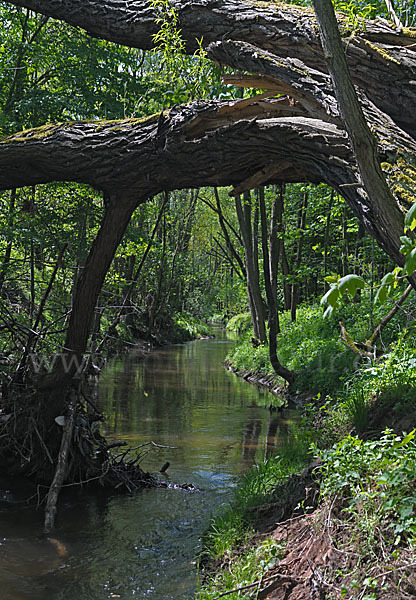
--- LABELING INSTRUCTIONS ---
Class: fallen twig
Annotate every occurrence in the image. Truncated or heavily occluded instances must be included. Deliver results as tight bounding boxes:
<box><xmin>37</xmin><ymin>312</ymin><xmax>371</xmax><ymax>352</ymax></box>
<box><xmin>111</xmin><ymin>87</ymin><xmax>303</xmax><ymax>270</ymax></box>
<box><xmin>210</xmin><ymin>572</ymin><xmax>305</xmax><ymax>600</ymax></box>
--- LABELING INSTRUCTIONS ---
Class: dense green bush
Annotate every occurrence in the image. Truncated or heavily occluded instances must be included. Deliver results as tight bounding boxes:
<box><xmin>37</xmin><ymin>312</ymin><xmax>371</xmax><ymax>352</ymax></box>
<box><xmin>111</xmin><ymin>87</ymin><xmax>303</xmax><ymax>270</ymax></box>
<box><xmin>316</xmin><ymin>429</ymin><xmax>416</xmax><ymax>547</ymax></box>
<box><xmin>173</xmin><ymin>312</ymin><xmax>210</xmax><ymax>339</ymax></box>
<box><xmin>225</xmin><ymin>312</ymin><xmax>253</xmax><ymax>335</ymax></box>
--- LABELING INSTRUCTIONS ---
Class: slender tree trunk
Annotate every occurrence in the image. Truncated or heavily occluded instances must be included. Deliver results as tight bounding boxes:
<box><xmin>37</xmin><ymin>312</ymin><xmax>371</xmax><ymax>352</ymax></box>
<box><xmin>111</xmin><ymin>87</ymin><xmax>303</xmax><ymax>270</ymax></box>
<box><xmin>0</xmin><ymin>189</ymin><xmax>17</xmax><ymax>293</ymax></box>
<box><xmin>29</xmin><ymin>239</ymin><xmax>35</xmax><ymax>319</ymax></box>
<box><xmin>341</xmin><ymin>205</ymin><xmax>348</xmax><ymax>277</ymax></box>
<box><xmin>290</xmin><ymin>190</ymin><xmax>308</xmax><ymax>322</ymax></box>
<box><xmin>213</xmin><ymin>188</ymin><xmax>246</xmax><ymax>279</ymax></box>
<box><xmin>43</xmin><ymin>388</ymin><xmax>76</xmax><ymax>532</ymax></box>
<box><xmin>274</xmin><ymin>188</ymin><xmax>291</xmax><ymax>311</ymax></box>
<box><xmin>235</xmin><ymin>192</ymin><xmax>267</xmax><ymax>342</ymax></box>
<box><xmin>259</xmin><ymin>186</ymin><xmax>294</xmax><ymax>386</ymax></box>
<box><xmin>97</xmin><ymin>193</ymin><xmax>168</xmax><ymax>352</ymax></box>
<box><xmin>367</xmin><ymin>284</ymin><xmax>412</xmax><ymax>347</ymax></box>
<box><xmin>323</xmin><ymin>189</ymin><xmax>334</xmax><ymax>290</ymax></box>
<box><xmin>312</xmin><ymin>0</ymin><xmax>408</xmax><ymax>275</ymax></box>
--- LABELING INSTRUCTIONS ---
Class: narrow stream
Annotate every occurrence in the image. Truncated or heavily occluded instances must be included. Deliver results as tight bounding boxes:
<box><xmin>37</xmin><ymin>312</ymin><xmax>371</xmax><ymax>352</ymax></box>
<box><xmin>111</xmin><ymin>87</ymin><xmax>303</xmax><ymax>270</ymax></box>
<box><xmin>0</xmin><ymin>329</ymin><xmax>298</xmax><ymax>600</ymax></box>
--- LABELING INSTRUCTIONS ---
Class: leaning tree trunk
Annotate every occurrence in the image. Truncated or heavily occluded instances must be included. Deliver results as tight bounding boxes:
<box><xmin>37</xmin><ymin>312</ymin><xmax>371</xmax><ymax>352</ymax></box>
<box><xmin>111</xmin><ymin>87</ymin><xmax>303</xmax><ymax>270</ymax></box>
<box><xmin>259</xmin><ymin>186</ymin><xmax>294</xmax><ymax>386</ymax></box>
<box><xmin>38</xmin><ymin>193</ymin><xmax>141</xmax><ymax>421</ymax></box>
<box><xmin>312</xmin><ymin>0</ymin><xmax>408</xmax><ymax>272</ymax></box>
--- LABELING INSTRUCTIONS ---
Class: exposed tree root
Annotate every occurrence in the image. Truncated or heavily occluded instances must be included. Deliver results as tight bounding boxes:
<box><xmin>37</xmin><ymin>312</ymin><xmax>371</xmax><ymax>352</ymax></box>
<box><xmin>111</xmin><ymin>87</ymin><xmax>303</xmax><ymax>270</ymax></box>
<box><xmin>0</xmin><ymin>381</ymin><xmax>185</xmax><ymax>529</ymax></box>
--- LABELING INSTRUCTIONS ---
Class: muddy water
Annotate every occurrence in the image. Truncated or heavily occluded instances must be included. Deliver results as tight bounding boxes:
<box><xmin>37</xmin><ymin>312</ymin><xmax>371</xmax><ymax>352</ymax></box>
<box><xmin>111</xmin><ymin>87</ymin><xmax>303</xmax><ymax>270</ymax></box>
<box><xmin>0</xmin><ymin>330</ymin><xmax>298</xmax><ymax>600</ymax></box>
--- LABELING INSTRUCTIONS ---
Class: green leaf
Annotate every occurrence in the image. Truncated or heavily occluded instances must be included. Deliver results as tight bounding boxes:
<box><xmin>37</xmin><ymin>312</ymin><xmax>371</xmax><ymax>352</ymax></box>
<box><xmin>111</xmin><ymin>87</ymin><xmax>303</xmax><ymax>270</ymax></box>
<box><xmin>380</xmin><ymin>272</ymin><xmax>395</xmax><ymax>286</ymax></box>
<box><xmin>404</xmin><ymin>247</ymin><xmax>416</xmax><ymax>275</ymax></box>
<box><xmin>404</xmin><ymin>203</ymin><xmax>416</xmax><ymax>231</ymax></box>
<box><xmin>324</xmin><ymin>275</ymin><xmax>339</xmax><ymax>283</ymax></box>
<box><xmin>321</xmin><ymin>286</ymin><xmax>340</xmax><ymax>308</ymax></box>
<box><xmin>400</xmin><ymin>236</ymin><xmax>413</xmax><ymax>255</ymax></box>
<box><xmin>337</xmin><ymin>274</ymin><xmax>365</xmax><ymax>298</ymax></box>
<box><xmin>374</xmin><ymin>271</ymin><xmax>395</xmax><ymax>304</ymax></box>
<box><xmin>398</xmin><ymin>429</ymin><xmax>416</xmax><ymax>447</ymax></box>
<box><xmin>374</xmin><ymin>284</ymin><xmax>389</xmax><ymax>305</ymax></box>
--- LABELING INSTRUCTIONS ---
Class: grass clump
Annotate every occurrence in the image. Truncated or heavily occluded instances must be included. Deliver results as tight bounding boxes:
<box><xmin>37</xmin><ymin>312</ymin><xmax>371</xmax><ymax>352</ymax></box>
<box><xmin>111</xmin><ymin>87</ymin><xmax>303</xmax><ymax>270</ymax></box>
<box><xmin>196</xmin><ymin>538</ymin><xmax>284</xmax><ymax>600</ymax></box>
<box><xmin>203</xmin><ymin>425</ymin><xmax>313</xmax><ymax>560</ymax></box>
<box><xmin>226</xmin><ymin>312</ymin><xmax>253</xmax><ymax>334</ymax></box>
<box><xmin>174</xmin><ymin>312</ymin><xmax>210</xmax><ymax>339</ymax></box>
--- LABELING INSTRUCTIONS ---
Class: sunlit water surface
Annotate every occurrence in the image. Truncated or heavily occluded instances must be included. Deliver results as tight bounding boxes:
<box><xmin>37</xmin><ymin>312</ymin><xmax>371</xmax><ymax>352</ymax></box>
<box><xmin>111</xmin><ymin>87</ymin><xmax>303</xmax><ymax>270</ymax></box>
<box><xmin>0</xmin><ymin>329</ymin><xmax>298</xmax><ymax>599</ymax></box>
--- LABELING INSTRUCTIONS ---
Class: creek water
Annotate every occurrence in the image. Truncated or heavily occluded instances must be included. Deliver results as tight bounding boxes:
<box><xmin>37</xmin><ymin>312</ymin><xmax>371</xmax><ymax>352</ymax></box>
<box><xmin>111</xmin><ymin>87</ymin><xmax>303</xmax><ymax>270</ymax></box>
<box><xmin>0</xmin><ymin>329</ymin><xmax>298</xmax><ymax>600</ymax></box>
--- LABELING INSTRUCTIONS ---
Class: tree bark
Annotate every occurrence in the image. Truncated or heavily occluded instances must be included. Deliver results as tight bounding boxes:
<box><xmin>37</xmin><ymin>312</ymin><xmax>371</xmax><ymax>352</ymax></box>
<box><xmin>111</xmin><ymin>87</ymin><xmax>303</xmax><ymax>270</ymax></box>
<box><xmin>259</xmin><ymin>186</ymin><xmax>294</xmax><ymax>386</ymax></box>
<box><xmin>3</xmin><ymin>0</ymin><xmax>416</xmax><ymax>136</ymax></box>
<box><xmin>0</xmin><ymin>0</ymin><xmax>415</xmax><ymax>308</ymax></box>
<box><xmin>235</xmin><ymin>192</ymin><xmax>267</xmax><ymax>343</ymax></box>
<box><xmin>312</xmin><ymin>0</ymin><xmax>408</xmax><ymax>270</ymax></box>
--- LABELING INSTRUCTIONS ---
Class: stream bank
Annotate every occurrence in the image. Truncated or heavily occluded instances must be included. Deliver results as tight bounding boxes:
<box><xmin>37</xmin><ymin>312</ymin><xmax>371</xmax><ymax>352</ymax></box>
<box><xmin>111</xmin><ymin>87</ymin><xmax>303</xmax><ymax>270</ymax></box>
<box><xmin>198</xmin><ymin>333</ymin><xmax>416</xmax><ymax>600</ymax></box>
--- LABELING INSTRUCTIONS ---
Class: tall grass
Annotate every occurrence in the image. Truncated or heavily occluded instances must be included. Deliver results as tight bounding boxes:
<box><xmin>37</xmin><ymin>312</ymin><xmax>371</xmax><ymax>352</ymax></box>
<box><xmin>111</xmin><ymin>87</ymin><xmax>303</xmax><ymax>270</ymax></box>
<box><xmin>203</xmin><ymin>425</ymin><xmax>312</xmax><ymax>559</ymax></box>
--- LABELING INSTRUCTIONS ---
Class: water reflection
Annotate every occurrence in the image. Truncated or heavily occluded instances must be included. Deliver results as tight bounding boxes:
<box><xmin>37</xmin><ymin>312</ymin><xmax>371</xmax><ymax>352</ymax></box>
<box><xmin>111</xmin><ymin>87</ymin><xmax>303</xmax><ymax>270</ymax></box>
<box><xmin>0</xmin><ymin>329</ymin><xmax>298</xmax><ymax>599</ymax></box>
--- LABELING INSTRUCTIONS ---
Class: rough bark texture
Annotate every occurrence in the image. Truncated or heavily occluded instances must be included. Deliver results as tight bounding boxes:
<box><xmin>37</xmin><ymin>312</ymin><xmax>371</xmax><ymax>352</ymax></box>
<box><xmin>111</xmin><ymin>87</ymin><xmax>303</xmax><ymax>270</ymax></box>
<box><xmin>313</xmin><ymin>0</ymin><xmax>408</xmax><ymax>268</ymax></box>
<box><xmin>4</xmin><ymin>0</ymin><xmax>416</xmax><ymax>136</ymax></box>
<box><xmin>0</xmin><ymin>97</ymin><xmax>412</xmax><ymax>264</ymax></box>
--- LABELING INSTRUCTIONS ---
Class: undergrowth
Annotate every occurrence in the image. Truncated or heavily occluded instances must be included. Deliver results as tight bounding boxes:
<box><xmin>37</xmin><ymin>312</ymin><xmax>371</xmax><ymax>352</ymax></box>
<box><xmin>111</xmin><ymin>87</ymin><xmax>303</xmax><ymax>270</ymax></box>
<box><xmin>174</xmin><ymin>312</ymin><xmax>210</xmax><ymax>339</ymax></box>
<box><xmin>312</xmin><ymin>430</ymin><xmax>416</xmax><ymax>598</ymax></box>
<box><xmin>196</xmin><ymin>538</ymin><xmax>285</xmax><ymax>600</ymax></box>
<box><xmin>226</xmin><ymin>296</ymin><xmax>414</xmax><ymax>396</ymax></box>
<box><xmin>203</xmin><ymin>425</ymin><xmax>313</xmax><ymax>559</ymax></box>
<box><xmin>317</xmin><ymin>429</ymin><xmax>416</xmax><ymax>548</ymax></box>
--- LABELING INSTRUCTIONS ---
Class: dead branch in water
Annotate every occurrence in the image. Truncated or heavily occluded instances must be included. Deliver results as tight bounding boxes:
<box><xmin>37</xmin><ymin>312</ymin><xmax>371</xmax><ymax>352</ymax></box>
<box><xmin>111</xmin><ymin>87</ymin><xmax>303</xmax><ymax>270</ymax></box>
<box><xmin>44</xmin><ymin>388</ymin><xmax>76</xmax><ymax>532</ymax></box>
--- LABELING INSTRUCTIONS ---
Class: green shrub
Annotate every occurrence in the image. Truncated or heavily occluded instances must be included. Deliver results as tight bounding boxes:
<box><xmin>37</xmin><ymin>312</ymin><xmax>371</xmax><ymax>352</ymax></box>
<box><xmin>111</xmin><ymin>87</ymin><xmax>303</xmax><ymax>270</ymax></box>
<box><xmin>226</xmin><ymin>312</ymin><xmax>253</xmax><ymax>334</ymax></box>
<box><xmin>227</xmin><ymin>300</ymin><xmax>416</xmax><ymax>396</ymax></box>
<box><xmin>358</xmin><ymin>332</ymin><xmax>416</xmax><ymax>396</ymax></box>
<box><xmin>227</xmin><ymin>337</ymin><xmax>272</xmax><ymax>375</ymax></box>
<box><xmin>174</xmin><ymin>312</ymin><xmax>210</xmax><ymax>338</ymax></box>
<box><xmin>316</xmin><ymin>429</ymin><xmax>416</xmax><ymax>548</ymax></box>
<box><xmin>196</xmin><ymin>538</ymin><xmax>284</xmax><ymax>600</ymax></box>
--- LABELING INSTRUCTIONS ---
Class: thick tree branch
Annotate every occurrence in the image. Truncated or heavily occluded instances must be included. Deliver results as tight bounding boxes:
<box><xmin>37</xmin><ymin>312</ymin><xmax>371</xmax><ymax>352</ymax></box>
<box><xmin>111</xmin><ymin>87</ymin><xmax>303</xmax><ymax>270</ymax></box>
<box><xmin>3</xmin><ymin>0</ymin><xmax>416</xmax><ymax>136</ymax></box>
<box><xmin>313</xmin><ymin>0</ymin><xmax>408</xmax><ymax>268</ymax></box>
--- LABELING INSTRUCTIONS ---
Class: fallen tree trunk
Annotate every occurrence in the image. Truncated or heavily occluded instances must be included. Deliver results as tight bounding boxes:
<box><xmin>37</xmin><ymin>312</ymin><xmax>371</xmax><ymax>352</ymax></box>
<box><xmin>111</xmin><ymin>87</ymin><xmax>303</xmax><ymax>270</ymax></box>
<box><xmin>44</xmin><ymin>388</ymin><xmax>76</xmax><ymax>532</ymax></box>
<box><xmin>0</xmin><ymin>96</ymin><xmax>413</xmax><ymax>266</ymax></box>
<box><xmin>4</xmin><ymin>0</ymin><xmax>416</xmax><ymax>137</ymax></box>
